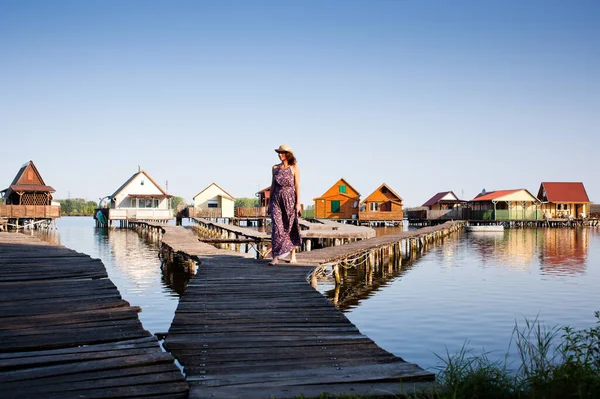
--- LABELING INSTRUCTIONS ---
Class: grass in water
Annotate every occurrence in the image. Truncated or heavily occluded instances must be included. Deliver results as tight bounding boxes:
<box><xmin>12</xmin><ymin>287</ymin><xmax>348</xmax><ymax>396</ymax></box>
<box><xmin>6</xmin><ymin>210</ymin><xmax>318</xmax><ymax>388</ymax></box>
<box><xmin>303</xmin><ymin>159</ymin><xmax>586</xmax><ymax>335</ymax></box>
<box><xmin>296</xmin><ymin>313</ymin><xmax>600</xmax><ymax>399</ymax></box>
<box><xmin>421</xmin><ymin>312</ymin><xmax>600</xmax><ymax>399</ymax></box>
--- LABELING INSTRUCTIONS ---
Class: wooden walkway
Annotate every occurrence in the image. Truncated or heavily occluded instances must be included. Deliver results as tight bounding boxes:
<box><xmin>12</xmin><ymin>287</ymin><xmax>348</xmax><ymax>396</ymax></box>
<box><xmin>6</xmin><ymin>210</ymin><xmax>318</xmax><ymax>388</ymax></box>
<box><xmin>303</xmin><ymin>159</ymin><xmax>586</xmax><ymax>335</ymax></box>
<box><xmin>0</xmin><ymin>232</ymin><xmax>188</xmax><ymax>399</ymax></box>
<box><xmin>149</xmin><ymin>227</ymin><xmax>435</xmax><ymax>398</ymax></box>
<box><xmin>194</xmin><ymin>217</ymin><xmax>376</xmax><ymax>240</ymax></box>
<box><xmin>296</xmin><ymin>221</ymin><xmax>464</xmax><ymax>265</ymax></box>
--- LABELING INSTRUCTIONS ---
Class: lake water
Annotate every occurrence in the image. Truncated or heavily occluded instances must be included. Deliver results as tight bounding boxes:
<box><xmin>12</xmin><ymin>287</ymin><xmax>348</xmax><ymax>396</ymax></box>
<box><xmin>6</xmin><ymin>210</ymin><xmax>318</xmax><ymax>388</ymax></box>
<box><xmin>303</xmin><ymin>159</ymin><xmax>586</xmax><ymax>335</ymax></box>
<box><xmin>35</xmin><ymin>217</ymin><xmax>600</xmax><ymax>374</ymax></box>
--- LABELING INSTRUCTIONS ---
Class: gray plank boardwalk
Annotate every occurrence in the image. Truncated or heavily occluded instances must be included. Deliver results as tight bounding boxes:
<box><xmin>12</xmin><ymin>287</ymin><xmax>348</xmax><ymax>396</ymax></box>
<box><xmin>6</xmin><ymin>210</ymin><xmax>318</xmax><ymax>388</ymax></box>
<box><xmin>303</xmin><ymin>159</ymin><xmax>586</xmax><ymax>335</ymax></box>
<box><xmin>193</xmin><ymin>217</ymin><xmax>376</xmax><ymax>240</ymax></box>
<box><xmin>158</xmin><ymin>226</ymin><xmax>435</xmax><ymax>398</ymax></box>
<box><xmin>295</xmin><ymin>221</ymin><xmax>463</xmax><ymax>265</ymax></box>
<box><xmin>0</xmin><ymin>232</ymin><xmax>188</xmax><ymax>399</ymax></box>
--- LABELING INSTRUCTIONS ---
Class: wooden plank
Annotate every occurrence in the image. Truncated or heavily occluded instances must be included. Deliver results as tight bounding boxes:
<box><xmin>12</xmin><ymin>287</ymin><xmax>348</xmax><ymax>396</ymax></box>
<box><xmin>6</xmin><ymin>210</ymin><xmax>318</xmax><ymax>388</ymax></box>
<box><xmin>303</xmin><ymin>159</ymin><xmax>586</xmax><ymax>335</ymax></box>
<box><xmin>0</xmin><ymin>234</ymin><xmax>187</xmax><ymax>398</ymax></box>
<box><xmin>163</xmin><ymin>225</ymin><xmax>435</xmax><ymax>397</ymax></box>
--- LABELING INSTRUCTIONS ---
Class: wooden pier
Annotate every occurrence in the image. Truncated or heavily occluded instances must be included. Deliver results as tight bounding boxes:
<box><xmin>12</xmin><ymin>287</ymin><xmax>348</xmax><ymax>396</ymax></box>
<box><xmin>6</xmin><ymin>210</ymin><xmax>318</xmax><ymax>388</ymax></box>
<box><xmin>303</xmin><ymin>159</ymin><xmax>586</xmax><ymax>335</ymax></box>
<box><xmin>191</xmin><ymin>217</ymin><xmax>376</xmax><ymax>257</ymax></box>
<box><xmin>124</xmin><ymin>222</ymin><xmax>442</xmax><ymax>398</ymax></box>
<box><xmin>0</xmin><ymin>232</ymin><xmax>188</xmax><ymax>399</ymax></box>
<box><xmin>295</xmin><ymin>221</ymin><xmax>465</xmax><ymax>285</ymax></box>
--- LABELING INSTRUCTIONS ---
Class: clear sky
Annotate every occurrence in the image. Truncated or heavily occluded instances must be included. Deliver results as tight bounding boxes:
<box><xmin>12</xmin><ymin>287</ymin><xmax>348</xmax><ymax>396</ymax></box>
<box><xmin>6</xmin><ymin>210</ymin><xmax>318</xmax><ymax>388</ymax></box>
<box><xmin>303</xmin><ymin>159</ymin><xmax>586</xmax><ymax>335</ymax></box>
<box><xmin>1</xmin><ymin>0</ymin><xmax>598</xmax><ymax>207</ymax></box>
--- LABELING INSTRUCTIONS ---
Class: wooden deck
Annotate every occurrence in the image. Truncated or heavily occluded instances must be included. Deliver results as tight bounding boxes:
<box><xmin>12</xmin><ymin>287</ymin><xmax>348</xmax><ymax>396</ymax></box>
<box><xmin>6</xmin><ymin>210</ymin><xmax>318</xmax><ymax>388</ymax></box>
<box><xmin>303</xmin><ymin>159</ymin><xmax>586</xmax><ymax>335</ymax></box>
<box><xmin>295</xmin><ymin>221</ymin><xmax>464</xmax><ymax>266</ymax></box>
<box><xmin>194</xmin><ymin>217</ymin><xmax>376</xmax><ymax>240</ymax></box>
<box><xmin>0</xmin><ymin>232</ymin><xmax>188</xmax><ymax>399</ymax></box>
<box><xmin>145</xmin><ymin>226</ymin><xmax>436</xmax><ymax>398</ymax></box>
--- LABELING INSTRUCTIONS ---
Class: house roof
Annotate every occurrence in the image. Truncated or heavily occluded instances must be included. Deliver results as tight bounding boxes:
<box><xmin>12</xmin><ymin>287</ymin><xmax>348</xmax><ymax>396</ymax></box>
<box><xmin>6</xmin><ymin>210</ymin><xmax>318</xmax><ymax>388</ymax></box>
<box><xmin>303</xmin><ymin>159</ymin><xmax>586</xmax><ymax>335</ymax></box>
<box><xmin>471</xmin><ymin>189</ymin><xmax>538</xmax><ymax>202</ymax></box>
<box><xmin>3</xmin><ymin>161</ymin><xmax>55</xmax><ymax>195</ymax></box>
<box><xmin>361</xmin><ymin>183</ymin><xmax>403</xmax><ymax>204</ymax></box>
<box><xmin>422</xmin><ymin>191</ymin><xmax>460</xmax><ymax>207</ymax></box>
<box><xmin>193</xmin><ymin>183</ymin><xmax>235</xmax><ymax>201</ymax></box>
<box><xmin>6</xmin><ymin>184</ymin><xmax>55</xmax><ymax>193</ymax></box>
<box><xmin>315</xmin><ymin>177</ymin><xmax>360</xmax><ymax>200</ymax></box>
<box><xmin>313</xmin><ymin>192</ymin><xmax>360</xmax><ymax>201</ymax></box>
<box><xmin>539</xmin><ymin>182</ymin><xmax>590</xmax><ymax>203</ymax></box>
<box><xmin>111</xmin><ymin>170</ymin><xmax>169</xmax><ymax>198</ymax></box>
<box><xmin>257</xmin><ymin>186</ymin><xmax>271</xmax><ymax>194</ymax></box>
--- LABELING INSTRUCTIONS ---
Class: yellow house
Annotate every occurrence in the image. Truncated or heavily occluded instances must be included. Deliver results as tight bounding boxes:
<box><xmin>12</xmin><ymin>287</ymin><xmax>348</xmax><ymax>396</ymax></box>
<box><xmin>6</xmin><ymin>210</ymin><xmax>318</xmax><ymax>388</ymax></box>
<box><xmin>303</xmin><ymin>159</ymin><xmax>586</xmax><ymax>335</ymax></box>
<box><xmin>193</xmin><ymin>183</ymin><xmax>235</xmax><ymax>219</ymax></box>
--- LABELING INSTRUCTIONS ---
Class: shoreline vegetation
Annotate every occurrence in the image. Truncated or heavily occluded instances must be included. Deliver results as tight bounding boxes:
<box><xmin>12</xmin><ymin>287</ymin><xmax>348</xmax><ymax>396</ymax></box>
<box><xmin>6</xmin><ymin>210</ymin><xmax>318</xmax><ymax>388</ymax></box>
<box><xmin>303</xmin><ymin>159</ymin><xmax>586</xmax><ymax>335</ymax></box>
<box><xmin>298</xmin><ymin>312</ymin><xmax>600</xmax><ymax>399</ymax></box>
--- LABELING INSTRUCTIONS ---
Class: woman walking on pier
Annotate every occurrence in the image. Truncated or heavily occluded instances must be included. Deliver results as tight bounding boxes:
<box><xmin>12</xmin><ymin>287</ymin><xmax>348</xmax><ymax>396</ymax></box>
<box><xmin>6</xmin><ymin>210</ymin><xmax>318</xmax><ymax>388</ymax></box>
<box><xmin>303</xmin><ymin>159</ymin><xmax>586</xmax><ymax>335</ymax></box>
<box><xmin>268</xmin><ymin>144</ymin><xmax>302</xmax><ymax>265</ymax></box>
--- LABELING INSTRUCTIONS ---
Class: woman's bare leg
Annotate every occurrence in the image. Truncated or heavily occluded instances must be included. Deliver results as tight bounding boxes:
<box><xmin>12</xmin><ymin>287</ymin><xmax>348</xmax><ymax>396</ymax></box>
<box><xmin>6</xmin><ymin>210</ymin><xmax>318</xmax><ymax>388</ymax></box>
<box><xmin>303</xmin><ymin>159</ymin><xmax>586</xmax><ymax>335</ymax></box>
<box><xmin>289</xmin><ymin>249</ymin><xmax>297</xmax><ymax>264</ymax></box>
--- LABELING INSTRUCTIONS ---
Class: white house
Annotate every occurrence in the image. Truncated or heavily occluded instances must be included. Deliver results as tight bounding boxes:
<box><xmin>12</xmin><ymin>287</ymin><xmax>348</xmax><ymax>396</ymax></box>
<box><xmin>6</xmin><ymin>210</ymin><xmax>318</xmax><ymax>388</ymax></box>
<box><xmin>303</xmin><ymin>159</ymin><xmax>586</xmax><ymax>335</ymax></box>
<box><xmin>193</xmin><ymin>183</ymin><xmax>235</xmax><ymax>218</ymax></box>
<box><xmin>107</xmin><ymin>169</ymin><xmax>172</xmax><ymax>222</ymax></box>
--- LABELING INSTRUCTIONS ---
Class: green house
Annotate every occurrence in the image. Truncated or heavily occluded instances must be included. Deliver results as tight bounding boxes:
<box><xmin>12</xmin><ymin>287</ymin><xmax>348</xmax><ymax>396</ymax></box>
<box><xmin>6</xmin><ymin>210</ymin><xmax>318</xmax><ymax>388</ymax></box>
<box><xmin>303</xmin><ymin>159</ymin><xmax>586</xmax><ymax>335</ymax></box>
<box><xmin>470</xmin><ymin>189</ymin><xmax>543</xmax><ymax>221</ymax></box>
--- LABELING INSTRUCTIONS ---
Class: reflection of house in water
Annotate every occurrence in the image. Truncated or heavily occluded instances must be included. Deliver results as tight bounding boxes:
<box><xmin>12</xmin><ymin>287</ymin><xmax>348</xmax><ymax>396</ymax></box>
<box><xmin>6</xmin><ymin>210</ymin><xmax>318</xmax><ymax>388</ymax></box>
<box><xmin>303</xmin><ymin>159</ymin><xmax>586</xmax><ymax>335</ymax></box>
<box><xmin>469</xmin><ymin>230</ymin><xmax>538</xmax><ymax>272</ymax></box>
<box><xmin>108</xmin><ymin>230</ymin><xmax>159</xmax><ymax>283</ymax></box>
<box><xmin>539</xmin><ymin>228</ymin><xmax>588</xmax><ymax>275</ymax></box>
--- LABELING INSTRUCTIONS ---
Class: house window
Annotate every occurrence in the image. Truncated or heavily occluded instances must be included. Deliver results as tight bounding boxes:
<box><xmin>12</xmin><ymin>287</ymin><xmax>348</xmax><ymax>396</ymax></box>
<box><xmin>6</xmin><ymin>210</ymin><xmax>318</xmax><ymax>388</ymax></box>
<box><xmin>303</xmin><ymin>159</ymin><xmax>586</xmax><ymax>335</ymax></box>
<box><xmin>139</xmin><ymin>199</ymin><xmax>146</xmax><ymax>208</ymax></box>
<box><xmin>130</xmin><ymin>198</ymin><xmax>137</xmax><ymax>208</ymax></box>
<box><xmin>331</xmin><ymin>200</ymin><xmax>341</xmax><ymax>213</ymax></box>
<box><xmin>339</xmin><ymin>185</ymin><xmax>347</xmax><ymax>194</ymax></box>
<box><xmin>153</xmin><ymin>199</ymin><xmax>159</xmax><ymax>208</ymax></box>
<box><xmin>145</xmin><ymin>199</ymin><xmax>153</xmax><ymax>208</ymax></box>
<box><xmin>557</xmin><ymin>204</ymin><xmax>562</xmax><ymax>210</ymax></box>
<box><xmin>208</xmin><ymin>200</ymin><xmax>219</xmax><ymax>208</ymax></box>
<box><xmin>369</xmin><ymin>202</ymin><xmax>379</xmax><ymax>212</ymax></box>
<box><xmin>563</xmin><ymin>204</ymin><xmax>569</xmax><ymax>211</ymax></box>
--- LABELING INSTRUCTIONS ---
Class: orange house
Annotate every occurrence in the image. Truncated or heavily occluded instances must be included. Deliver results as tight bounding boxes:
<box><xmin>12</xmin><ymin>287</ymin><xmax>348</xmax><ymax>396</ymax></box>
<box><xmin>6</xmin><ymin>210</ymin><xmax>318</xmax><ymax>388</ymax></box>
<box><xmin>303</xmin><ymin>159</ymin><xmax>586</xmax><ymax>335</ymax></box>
<box><xmin>313</xmin><ymin>178</ymin><xmax>360</xmax><ymax>220</ymax></box>
<box><xmin>359</xmin><ymin>183</ymin><xmax>404</xmax><ymax>221</ymax></box>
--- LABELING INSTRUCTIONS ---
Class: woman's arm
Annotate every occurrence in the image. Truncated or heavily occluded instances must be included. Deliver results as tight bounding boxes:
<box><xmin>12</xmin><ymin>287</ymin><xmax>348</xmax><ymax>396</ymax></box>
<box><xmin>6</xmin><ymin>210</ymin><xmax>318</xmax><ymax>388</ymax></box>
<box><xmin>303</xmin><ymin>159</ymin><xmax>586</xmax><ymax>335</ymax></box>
<box><xmin>293</xmin><ymin>165</ymin><xmax>301</xmax><ymax>215</ymax></box>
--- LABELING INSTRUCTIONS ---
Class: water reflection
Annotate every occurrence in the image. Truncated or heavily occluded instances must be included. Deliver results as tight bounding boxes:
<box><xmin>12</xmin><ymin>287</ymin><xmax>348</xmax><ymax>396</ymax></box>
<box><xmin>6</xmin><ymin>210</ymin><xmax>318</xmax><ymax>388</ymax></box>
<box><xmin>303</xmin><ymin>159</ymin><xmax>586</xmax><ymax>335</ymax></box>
<box><xmin>539</xmin><ymin>228</ymin><xmax>588</xmax><ymax>275</ymax></box>
<box><xmin>321</xmin><ymin>256</ymin><xmax>420</xmax><ymax>311</ymax></box>
<box><xmin>321</xmin><ymin>227</ymin><xmax>599</xmax><ymax>373</ymax></box>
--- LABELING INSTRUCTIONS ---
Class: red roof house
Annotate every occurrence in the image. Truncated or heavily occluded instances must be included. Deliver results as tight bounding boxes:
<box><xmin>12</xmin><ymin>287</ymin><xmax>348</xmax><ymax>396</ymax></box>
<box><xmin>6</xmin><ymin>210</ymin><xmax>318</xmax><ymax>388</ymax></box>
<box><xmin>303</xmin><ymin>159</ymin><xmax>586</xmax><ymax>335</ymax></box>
<box><xmin>537</xmin><ymin>182</ymin><xmax>591</xmax><ymax>219</ymax></box>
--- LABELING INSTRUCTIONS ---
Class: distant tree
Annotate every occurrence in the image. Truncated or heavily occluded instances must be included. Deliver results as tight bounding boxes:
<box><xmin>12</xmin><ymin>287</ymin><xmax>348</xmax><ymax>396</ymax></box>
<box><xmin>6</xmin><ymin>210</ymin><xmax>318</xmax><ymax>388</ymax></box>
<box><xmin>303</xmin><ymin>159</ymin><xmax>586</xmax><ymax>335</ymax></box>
<box><xmin>0</xmin><ymin>197</ymin><xmax>4</xmax><ymax>205</ymax></box>
<box><xmin>170</xmin><ymin>196</ymin><xmax>187</xmax><ymax>211</ymax></box>
<box><xmin>56</xmin><ymin>198</ymin><xmax>98</xmax><ymax>216</ymax></box>
<box><xmin>235</xmin><ymin>197</ymin><xmax>259</xmax><ymax>208</ymax></box>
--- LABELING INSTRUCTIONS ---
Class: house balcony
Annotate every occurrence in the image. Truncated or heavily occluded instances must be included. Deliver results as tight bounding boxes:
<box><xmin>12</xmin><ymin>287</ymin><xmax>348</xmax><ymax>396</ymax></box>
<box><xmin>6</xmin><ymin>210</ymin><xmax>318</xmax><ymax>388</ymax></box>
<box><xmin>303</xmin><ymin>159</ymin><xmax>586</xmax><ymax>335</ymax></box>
<box><xmin>235</xmin><ymin>207</ymin><xmax>268</xmax><ymax>218</ymax></box>
<box><xmin>358</xmin><ymin>210</ymin><xmax>404</xmax><ymax>221</ymax></box>
<box><xmin>108</xmin><ymin>208</ymin><xmax>173</xmax><ymax>221</ymax></box>
<box><xmin>0</xmin><ymin>205</ymin><xmax>60</xmax><ymax>219</ymax></box>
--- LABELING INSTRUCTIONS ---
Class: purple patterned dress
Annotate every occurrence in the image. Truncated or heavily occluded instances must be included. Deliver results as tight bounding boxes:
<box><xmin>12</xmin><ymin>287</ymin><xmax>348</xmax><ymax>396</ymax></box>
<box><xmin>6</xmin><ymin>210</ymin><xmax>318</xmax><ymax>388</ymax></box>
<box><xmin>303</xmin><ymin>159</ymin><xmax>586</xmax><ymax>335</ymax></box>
<box><xmin>270</xmin><ymin>166</ymin><xmax>301</xmax><ymax>257</ymax></box>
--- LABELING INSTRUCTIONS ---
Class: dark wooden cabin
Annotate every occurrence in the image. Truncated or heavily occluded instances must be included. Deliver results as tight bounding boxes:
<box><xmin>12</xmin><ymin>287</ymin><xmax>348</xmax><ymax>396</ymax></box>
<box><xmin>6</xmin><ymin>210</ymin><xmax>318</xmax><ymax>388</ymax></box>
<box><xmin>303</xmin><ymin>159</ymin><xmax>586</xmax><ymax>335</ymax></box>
<box><xmin>0</xmin><ymin>160</ymin><xmax>60</xmax><ymax>221</ymax></box>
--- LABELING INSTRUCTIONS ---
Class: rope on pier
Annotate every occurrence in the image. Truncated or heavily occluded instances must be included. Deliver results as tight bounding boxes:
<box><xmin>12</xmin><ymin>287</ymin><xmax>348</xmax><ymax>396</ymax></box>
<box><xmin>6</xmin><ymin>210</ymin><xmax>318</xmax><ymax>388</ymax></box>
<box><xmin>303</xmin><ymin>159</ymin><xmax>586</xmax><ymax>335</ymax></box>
<box><xmin>307</xmin><ymin>249</ymin><xmax>374</xmax><ymax>282</ymax></box>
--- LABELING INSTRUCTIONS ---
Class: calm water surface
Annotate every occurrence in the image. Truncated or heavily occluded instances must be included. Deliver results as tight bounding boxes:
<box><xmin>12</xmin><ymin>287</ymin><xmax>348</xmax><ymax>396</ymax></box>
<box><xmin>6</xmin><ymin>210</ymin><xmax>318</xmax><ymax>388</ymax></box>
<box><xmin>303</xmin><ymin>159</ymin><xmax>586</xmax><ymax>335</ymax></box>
<box><xmin>37</xmin><ymin>218</ymin><xmax>600</xmax><ymax>374</ymax></box>
<box><xmin>319</xmin><ymin>227</ymin><xmax>600</xmax><ymax>372</ymax></box>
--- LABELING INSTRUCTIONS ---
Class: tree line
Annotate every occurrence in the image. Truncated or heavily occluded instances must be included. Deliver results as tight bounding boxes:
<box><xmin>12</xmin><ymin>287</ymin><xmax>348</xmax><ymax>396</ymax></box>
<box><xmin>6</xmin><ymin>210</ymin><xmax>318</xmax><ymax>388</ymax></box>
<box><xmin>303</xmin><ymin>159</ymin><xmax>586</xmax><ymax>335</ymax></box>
<box><xmin>56</xmin><ymin>198</ymin><xmax>98</xmax><ymax>216</ymax></box>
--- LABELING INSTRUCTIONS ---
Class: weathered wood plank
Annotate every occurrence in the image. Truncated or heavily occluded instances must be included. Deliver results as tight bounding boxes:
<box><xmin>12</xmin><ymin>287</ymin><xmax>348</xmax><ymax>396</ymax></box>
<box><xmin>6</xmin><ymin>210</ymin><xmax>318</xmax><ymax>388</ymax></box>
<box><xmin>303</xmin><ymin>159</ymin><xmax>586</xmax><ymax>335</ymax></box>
<box><xmin>0</xmin><ymin>233</ymin><xmax>187</xmax><ymax>398</ymax></box>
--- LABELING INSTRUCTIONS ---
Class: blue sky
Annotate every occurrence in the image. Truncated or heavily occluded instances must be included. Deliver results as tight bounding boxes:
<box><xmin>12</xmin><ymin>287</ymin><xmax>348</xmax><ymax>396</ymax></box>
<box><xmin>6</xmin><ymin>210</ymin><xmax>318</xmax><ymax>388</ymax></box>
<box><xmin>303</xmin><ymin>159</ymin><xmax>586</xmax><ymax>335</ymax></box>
<box><xmin>1</xmin><ymin>1</ymin><xmax>598</xmax><ymax>207</ymax></box>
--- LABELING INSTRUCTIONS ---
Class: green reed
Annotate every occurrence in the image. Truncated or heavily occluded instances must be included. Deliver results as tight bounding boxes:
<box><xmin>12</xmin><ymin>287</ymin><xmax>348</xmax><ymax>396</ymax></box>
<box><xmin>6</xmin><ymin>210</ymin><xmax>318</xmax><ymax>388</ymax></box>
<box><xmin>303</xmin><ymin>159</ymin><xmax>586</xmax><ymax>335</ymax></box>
<box><xmin>296</xmin><ymin>312</ymin><xmax>600</xmax><ymax>399</ymax></box>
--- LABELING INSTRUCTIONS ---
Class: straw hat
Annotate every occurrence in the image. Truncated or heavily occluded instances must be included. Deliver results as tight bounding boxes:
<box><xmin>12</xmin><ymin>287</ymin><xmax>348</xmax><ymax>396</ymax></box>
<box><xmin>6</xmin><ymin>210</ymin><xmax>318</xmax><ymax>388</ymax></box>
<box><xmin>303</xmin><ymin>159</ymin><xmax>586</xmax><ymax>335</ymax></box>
<box><xmin>275</xmin><ymin>144</ymin><xmax>294</xmax><ymax>155</ymax></box>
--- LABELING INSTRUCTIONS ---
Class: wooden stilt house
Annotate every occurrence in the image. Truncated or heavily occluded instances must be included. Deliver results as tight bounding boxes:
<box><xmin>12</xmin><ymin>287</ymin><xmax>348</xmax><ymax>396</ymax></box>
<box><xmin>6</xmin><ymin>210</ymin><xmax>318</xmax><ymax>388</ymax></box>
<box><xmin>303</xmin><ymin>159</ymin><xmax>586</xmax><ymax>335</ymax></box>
<box><xmin>421</xmin><ymin>191</ymin><xmax>468</xmax><ymax>220</ymax></box>
<box><xmin>313</xmin><ymin>178</ymin><xmax>360</xmax><ymax>220</ymax></box>
<box><xmin>537</xmin><ymin>182</ymin><xmax>591</xmax><ymax>219</ymax></box>
<box><xmin>358</xmin><ymin>183</ymin><xmax>404</xmax><ymax>222</ymax></box>
<box><xmin>470</xmin><ymin>189</ymin><xmax>542</xmax><ymax>221</ymax></box>
<box><xmin>0</xmin><ymin>160</ymin><xmax>60</xmax><ymax>226</ymax></box>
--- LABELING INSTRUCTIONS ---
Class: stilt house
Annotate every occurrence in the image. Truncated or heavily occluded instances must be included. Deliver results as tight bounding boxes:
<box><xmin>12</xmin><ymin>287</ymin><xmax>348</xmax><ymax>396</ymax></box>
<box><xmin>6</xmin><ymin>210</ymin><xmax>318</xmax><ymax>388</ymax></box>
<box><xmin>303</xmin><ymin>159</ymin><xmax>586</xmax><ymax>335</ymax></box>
<box><xmin>470</xmin><ymin>189</ymin><xmax>542</xmax><ymax>220</ymax></box>
<box><xmin>313</xmin><ymin>178</ymin><xmax>360</xmax><ymax>220</ymax></box>
<box><xmin>537</xmin><ymin>182</ymin><xmax>591</xmax><ymax>219</ymax></box>
<box><xmin>193</xmin><ymin>183</ymin><xmax>235</xmax><ymax>219</ymax></box>
<box><xmin>0</xmin><ymin>160</ymin><xmax>60</xmax><ymax>222</ymax></box>
<box><xmin>103</xmin><ymin>169</ymin><xmax>172</xmax><ymax>223</ymax></box>
<box><xmin>358</xmin><ymin>183</ymin><xmax>404</xmax><ymax>222</ymax></box>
